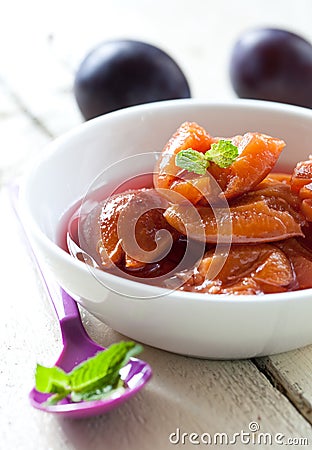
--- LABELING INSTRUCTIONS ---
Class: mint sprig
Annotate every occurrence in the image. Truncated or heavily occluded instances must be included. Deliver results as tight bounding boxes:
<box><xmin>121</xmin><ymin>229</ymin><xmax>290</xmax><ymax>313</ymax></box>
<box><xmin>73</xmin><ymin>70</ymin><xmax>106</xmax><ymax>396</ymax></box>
<box><xmin>35</xmin><ymin>365</ymin><xmax>69</xmax><ymax>394</ymax></box>
<box><xmin>175</xmin><ymin>140</ymin><xmax>239</xmax><ymax>174</ymax></box>
<box><xmin>35</xmin><ymin>341</ymin><xmax>143</xmax><ymax>405</ymax></box>
<box><xmin>175</xmin><ymin>149</ymin><xmax>208</xmax><ymax>175</ymax></box>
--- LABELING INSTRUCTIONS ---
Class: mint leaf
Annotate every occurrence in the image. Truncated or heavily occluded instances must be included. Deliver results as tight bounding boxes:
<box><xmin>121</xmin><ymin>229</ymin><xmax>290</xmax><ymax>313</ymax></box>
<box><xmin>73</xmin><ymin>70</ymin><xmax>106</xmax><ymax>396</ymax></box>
<box><xmin>175</xmin><ymin>148</ymin><xmax>210</xmax><ymax>175</ymax></box>
<box><xmin>205</xmin><ymin>140</ymin><xmax>239</xmax><ymax>168</ymax></box>
<box><xmin>35</xmin><ymin>341</ymin><xmax>143</xmax><ymax>406</ymax></box>
<box><xmin>69</xmin><ymin>341</ymin><xmax>142</xmax><ymax>394</ymax></box>
<box><xmin>175</xmin><ymin>140</ymin><xmax>239</xmax><ymax>175</ymax></box>
<box><xmin>71</xmin><ymin>380</ymin><xmax>125</xmax><ymax>403</ymax></box>
<box><xmin>46</xmin><ymin>392</ymin><xmax>69</xmax><ymax>406</ymax></box>
<box><xmin>35</xmin><ymin>364</ymin><xmax>70</xmax><ymax>394</ymax></box>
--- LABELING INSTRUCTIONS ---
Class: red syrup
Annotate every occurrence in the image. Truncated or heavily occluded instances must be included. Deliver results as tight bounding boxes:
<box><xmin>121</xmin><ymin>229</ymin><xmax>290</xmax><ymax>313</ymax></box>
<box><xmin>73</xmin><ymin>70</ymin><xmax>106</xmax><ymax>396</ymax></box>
<box><xmin>57</xmin><ymin>173</ymin><xmax>154</xmax><ymax>252</ymax></box>
<box><xmin>57</xmin><ymin>165</ymin><xmax>312</xmax><ymax>293</ymax></box>
<box><xmin>57</xmin><ymin>173</ymin><xmax>204</xmax><ymax>287</ymax></box>
<box><xmin>58</xmin><ymin>164</ymin><xmax>295</xmax><ymax>253</ymax></box>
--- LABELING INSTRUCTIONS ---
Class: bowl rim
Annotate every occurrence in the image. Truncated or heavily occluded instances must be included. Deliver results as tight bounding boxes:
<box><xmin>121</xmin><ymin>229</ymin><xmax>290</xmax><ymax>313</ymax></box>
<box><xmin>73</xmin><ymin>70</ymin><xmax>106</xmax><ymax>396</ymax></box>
<box><xmin>20</xmin><ymin>97</ymin><xmax>312</xmax><ymax>304</ymax></box>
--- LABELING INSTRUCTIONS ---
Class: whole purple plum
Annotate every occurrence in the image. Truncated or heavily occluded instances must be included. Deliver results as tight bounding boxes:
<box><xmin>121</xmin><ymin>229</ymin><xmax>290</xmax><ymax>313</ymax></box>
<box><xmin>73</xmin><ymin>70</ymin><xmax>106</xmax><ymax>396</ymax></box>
<box><xmin>230</xmin><ymin>28</ymin><xmax>312</xmax><ymax>108</ymax></box>
<box><xmin>74</xmin><ymin>40</ymin><xmax>191</xmax><ymax>120</ymax></box>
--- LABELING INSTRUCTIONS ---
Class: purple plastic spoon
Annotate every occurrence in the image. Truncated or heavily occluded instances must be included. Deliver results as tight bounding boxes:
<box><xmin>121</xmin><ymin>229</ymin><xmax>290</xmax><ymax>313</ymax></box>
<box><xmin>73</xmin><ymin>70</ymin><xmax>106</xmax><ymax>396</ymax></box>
<box><xmin>10</xmin><ymin>186</ymin><xmax>152</xmax><ymax>418</ymax></box>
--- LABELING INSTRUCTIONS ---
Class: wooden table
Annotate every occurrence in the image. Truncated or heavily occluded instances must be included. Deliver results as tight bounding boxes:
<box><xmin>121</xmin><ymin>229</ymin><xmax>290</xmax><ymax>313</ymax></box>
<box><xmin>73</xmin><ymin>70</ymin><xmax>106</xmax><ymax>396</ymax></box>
<box><xmin>2</xmin><ymin>1</ymin><xmax>312</xmax><ymax>448</ymax></box>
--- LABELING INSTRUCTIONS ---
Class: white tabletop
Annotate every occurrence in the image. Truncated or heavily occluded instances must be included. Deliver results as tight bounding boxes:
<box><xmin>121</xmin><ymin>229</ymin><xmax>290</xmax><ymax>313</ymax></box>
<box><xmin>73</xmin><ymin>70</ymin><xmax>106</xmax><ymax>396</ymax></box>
<box><xmin>1</xmin><ymin>1</ymin><xmax>312</xmax><ymax>449</ymax></box>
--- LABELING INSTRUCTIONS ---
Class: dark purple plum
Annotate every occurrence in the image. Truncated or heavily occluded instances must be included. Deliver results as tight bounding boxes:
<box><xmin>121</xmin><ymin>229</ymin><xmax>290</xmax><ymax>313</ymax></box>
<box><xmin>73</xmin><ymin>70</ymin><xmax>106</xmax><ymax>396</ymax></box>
<box><xmin>74</xmin><ymin>40</ymin><xmax>191</xmax><ymax>120</ymax></box>
<box><xmin>229</xmin><ymin>28</ymin><xmax>312</xmax><ymax>108</ymax></box>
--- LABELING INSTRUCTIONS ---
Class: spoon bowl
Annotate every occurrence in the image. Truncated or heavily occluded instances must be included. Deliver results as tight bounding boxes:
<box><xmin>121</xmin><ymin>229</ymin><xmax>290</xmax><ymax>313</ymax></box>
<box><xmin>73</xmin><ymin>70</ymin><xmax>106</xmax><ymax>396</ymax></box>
<box><xmin>10</xmin><ymin>185</ymin><xmax>152</xmax><ymax>418</ymax></box>
<box><xmin>28</xmin><ymin>289</ymin><xmax>152</xmax><ymax>419</ymax></box>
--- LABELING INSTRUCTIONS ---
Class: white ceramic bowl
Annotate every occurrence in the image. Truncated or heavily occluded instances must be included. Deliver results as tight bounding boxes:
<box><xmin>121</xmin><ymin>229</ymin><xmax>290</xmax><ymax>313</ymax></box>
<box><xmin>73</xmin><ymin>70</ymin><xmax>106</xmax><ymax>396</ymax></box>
<box><xmin>20</xmin><ymin>99</ymin><xmax>312</xmax><ymax>359</ymax></box>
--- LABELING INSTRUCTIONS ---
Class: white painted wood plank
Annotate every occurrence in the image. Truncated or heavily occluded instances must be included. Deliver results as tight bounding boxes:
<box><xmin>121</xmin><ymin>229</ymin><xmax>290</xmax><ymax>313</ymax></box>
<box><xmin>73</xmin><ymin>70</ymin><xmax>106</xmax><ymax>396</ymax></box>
<box><xmin>256</xmin><ymin>348</ymin><xmax>312</xmax><ymax>424</ymax></box>
<box><xmin>0</xmin><ymin>28</ymin><xmax>81</xmax><ymax>136</ymax></box>
<box><xmin>0</xmin><ymin>83</ymin><xmax>51</xmax><ymax>184</ymax></box>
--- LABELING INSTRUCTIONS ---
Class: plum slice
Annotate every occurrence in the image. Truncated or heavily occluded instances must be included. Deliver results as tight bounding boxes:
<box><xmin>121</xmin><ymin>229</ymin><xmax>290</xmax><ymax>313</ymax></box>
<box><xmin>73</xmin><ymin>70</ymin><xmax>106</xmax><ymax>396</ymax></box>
<box><xmin>181</xmin><ymin>243</ymin><xmax>294</xmax><ymax>295</ymax></box>
<box><xmin>164</xmin><ymin>180</ymin><xmax>305</xmax><ymax>244</ymax></box>
<box><xmin>97</xmin><ymin>189</ymin><xmax>180</xmax><ymax>270</ymax></box>
<box><xmin>154</xmin><ymin>121</ymin><xmax>285</xmax><ymax>204</ymax></box>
